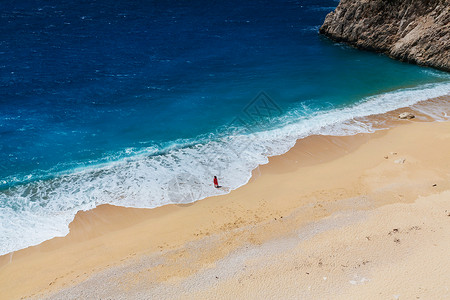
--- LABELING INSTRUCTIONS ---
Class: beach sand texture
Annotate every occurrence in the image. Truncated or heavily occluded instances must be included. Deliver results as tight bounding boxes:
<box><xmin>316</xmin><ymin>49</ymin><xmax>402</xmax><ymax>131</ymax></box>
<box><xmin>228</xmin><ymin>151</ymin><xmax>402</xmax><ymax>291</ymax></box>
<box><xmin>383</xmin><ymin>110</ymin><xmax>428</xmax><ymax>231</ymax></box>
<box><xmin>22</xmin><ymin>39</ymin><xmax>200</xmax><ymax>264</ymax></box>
<box><xmin>1</xmin><ymin>102</ymin><xmax>450</xmax><ymax>299</ymax></box>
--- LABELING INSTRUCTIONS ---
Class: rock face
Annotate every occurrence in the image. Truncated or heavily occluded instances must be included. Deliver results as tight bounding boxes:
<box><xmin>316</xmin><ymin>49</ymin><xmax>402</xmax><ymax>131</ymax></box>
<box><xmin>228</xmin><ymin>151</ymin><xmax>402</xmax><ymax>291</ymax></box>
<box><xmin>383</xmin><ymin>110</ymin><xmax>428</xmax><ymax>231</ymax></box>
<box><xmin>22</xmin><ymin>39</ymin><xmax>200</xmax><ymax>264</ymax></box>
<box><xmin>319</xmin><ymin>0</ymin><xmax>450</xmax><ymax>72</ymax></box>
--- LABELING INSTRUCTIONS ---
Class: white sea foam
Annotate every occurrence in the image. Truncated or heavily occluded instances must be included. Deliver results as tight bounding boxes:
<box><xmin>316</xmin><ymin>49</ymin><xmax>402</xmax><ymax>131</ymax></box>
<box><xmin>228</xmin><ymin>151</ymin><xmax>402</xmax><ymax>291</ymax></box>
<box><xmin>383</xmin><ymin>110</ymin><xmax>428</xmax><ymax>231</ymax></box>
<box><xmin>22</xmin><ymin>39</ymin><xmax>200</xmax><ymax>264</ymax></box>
<box><xmin>301</xmin><ymin>25</ymin><xmax>321</xmax><ymax>32</ymax></box>
<box><xmin>0</xmin><ymin>81</ymin><xmax>449</xmax><ymax>255</ymax></box>
<box><xmin>306</xmin><ymin>6</ymin><xmax>337</xmax><ymax>12</ymax></box>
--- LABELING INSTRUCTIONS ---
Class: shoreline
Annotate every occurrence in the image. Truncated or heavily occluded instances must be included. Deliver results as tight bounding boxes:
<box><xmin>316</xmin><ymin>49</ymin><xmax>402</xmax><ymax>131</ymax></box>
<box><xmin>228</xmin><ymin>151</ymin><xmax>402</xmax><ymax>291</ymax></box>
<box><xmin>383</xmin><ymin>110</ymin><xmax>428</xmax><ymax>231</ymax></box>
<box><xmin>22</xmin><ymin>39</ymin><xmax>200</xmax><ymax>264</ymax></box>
<box><xmin>1</xmin><ymin>96</ymin><xmax>450</xmax><ymax>299</ymax></box>
<box><xmin>2</xmin><ymin>83</ymin><xmax>450</xmax><ymax>258</ymax></box>
<box><xmin>1</xmin><ymin>90</ymin><xmax>449</xmax><ymax>257</ymax></box>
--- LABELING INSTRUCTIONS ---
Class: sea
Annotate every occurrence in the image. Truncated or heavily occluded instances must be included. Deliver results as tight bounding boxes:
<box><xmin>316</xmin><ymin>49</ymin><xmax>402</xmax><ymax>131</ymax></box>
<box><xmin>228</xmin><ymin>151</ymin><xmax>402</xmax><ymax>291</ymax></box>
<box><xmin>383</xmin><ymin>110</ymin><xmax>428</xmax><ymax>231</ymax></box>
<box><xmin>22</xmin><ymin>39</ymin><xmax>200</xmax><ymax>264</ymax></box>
<box><xmin>1</xmin><ymin>0</ymin><xmax>449</xmax><ymax>255</ymax></box>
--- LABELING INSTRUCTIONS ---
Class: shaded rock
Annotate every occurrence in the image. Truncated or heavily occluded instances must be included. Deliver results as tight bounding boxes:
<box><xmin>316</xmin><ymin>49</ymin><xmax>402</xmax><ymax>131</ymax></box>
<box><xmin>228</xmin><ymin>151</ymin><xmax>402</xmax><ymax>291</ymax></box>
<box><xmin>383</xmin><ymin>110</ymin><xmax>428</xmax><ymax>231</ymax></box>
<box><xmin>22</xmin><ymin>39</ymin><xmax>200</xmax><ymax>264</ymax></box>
<box><xmin>319</xmin><ymin>0</ymin><xmax>450</xmax><ymax>72</ymax></box>
<box><xmin>398</xmin><ymin>112</ymin><xmax>415</xmax><ymax>119</ymax></box>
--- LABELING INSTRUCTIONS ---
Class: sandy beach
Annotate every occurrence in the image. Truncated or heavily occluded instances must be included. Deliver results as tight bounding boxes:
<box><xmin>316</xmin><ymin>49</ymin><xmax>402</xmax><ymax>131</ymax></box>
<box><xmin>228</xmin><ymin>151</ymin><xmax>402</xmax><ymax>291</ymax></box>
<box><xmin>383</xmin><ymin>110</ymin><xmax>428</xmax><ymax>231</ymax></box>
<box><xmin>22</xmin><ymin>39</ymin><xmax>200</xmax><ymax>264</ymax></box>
<box><xmin>1</xmin><ymin>99</ymin><xmax>450</xmax><ymax>299</ymax></box>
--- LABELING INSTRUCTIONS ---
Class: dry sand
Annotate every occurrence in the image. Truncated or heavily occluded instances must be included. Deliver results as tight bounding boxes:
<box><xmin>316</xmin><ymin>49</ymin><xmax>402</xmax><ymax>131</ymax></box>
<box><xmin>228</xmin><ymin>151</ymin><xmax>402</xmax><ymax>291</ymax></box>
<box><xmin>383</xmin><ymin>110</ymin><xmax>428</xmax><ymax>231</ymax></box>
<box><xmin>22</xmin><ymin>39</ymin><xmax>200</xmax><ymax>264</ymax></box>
<box><xmin>0</xmin><ymin>101</ymin><xmax>449</xmax><ymax>299</ymax></box>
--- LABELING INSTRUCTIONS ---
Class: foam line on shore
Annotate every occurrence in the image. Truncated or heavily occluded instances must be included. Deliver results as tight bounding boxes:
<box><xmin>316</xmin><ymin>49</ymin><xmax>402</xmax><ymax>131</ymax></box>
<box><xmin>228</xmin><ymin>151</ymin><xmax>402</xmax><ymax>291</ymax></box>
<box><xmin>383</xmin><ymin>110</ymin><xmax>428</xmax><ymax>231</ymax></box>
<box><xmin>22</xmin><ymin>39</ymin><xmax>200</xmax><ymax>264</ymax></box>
<box><xmin>0</xmin><ymin>81</ymin><xmax>449</xmax><ymax>255</ymax></box>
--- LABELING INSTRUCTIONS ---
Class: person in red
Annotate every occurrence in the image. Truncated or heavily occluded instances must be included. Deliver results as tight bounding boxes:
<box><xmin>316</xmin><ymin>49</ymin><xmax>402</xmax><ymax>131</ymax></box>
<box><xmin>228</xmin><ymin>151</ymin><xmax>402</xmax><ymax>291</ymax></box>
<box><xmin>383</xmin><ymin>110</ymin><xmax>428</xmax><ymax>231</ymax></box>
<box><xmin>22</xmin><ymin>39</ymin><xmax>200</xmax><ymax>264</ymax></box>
<box><xmin>213</xmin><ymin>176</ymin><xmax>220</xmax><ymax>188</ymax></box>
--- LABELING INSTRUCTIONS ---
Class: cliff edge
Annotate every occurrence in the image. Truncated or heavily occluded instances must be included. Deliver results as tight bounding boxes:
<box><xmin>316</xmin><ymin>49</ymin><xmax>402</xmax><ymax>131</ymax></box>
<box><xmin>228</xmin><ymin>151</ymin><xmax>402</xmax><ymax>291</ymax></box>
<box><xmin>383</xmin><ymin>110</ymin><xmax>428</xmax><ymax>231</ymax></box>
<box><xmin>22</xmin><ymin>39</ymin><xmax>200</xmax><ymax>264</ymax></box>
<box><xmin>319</xmin><ymin>0</ymin><xmax>450</xmax><ymax>72</ymax></box>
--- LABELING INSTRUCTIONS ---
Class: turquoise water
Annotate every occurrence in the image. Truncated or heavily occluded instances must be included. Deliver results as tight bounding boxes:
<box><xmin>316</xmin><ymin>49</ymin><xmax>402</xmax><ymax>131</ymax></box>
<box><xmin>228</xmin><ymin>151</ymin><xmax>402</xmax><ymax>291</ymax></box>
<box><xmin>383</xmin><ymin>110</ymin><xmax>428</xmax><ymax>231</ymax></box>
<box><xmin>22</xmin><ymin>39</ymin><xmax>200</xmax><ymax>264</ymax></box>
<box><xmin>0</xmin><ymin>0</ymin><xmax>449</xmax><ymax>254</ymax></box>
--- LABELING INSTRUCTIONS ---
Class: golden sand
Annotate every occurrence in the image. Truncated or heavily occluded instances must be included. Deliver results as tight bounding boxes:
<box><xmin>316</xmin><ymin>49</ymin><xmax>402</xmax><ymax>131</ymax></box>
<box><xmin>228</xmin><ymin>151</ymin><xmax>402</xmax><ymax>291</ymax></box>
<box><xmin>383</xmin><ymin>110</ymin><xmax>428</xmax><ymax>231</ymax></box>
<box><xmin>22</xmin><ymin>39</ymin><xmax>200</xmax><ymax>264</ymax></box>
<box><xmin>0</xmin><ymin>101</ymin><xmax>449</xmax><ymax>299</ymax></box>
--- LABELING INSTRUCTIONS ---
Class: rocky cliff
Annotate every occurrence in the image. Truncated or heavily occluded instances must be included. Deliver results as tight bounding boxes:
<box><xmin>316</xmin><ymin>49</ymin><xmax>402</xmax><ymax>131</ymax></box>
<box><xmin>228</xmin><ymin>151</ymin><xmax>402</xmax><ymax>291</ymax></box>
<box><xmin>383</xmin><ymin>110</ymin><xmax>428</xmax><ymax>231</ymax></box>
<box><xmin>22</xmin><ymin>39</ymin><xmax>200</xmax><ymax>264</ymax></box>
<box><xmin>319</xmin><ymin>0</ymin><xmax>450</xmax><ymax>72</ymax></box>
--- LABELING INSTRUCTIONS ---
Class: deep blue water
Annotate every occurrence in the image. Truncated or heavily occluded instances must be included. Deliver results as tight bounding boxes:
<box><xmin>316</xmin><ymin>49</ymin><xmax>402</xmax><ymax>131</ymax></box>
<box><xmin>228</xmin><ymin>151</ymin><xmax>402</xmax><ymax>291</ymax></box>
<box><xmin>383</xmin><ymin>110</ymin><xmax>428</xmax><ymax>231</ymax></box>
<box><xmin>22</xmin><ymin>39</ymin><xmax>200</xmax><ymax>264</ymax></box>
<box><xmin>0</xmin><ymin>0</ymin><xmax>449</xmax><ymax>254</ymax></box>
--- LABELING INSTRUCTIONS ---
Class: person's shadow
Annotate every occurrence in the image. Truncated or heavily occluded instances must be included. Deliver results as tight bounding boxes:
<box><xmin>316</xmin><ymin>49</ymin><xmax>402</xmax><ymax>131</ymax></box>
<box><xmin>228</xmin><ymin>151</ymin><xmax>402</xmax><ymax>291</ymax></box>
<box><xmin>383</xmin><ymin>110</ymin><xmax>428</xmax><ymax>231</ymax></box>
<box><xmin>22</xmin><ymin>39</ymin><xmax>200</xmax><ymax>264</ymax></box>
<box><xmin>217</xmin><ymin>186</ymin><xmax>231</xmax><ymax>192</ymax></box>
